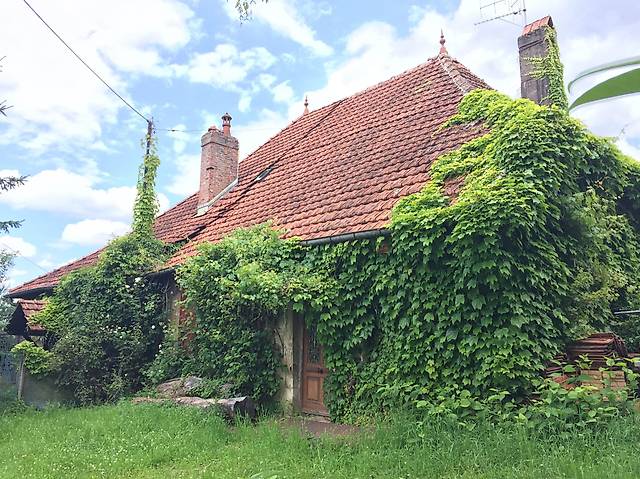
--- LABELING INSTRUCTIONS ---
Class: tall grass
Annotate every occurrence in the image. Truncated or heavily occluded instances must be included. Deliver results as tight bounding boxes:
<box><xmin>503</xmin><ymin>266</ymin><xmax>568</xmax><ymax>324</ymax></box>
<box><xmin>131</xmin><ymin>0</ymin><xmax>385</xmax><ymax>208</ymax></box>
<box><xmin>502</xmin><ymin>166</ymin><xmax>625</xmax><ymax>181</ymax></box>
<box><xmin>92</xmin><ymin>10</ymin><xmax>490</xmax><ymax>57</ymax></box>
<box><xmin>1</xmin><ymin>402</ymin><xmax>639</xmax><ymax>478</ymax></box>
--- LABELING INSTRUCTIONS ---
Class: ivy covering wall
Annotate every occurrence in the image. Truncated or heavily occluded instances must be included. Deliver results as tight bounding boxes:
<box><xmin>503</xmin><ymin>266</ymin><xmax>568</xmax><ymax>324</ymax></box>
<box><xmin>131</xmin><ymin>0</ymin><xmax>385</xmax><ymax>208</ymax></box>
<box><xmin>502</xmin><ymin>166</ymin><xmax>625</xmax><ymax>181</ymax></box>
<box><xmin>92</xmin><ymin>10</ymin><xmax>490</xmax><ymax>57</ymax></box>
<box><xmin>304</xmin><ymin>90</ymin><xmax>640</xmax><ymax>419</ymax></box>
<box><xmin>148</xmin><ymin>224</ymin><xmax>332</xmax><ymax>404</ymax></box>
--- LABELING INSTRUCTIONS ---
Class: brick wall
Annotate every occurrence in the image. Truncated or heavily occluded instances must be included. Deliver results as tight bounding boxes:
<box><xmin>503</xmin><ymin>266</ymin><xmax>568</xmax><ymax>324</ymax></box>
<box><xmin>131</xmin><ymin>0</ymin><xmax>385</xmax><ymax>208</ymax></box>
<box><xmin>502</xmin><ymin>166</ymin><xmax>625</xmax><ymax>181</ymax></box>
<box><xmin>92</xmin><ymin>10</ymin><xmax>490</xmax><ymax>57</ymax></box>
<box><xmin>197</xmin><ymin>124</ymin><xmax>239</xmax><ymax>215</ymax></box>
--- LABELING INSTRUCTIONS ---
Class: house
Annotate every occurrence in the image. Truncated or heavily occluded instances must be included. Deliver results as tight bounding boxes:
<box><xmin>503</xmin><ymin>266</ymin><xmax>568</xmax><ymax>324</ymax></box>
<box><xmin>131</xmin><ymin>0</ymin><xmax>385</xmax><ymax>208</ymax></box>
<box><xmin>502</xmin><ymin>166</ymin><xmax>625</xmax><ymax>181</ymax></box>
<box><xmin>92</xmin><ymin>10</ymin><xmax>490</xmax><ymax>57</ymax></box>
<box><xmin>6</xmin><ymin>17</ymin><xmax>557</xmax><ymax>415</ymax></box>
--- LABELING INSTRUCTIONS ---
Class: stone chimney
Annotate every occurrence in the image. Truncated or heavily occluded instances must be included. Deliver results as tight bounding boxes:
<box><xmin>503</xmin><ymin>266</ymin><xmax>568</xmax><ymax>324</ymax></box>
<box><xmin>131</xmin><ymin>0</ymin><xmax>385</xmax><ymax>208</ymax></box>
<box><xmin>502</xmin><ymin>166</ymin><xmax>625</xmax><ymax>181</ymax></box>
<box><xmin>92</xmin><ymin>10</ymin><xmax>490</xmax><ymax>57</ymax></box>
<box><xmin>196</xmin><ymin>113</ymin><xmax>239</xmax><ymax>216</ymax></box>
<box><xmin>518</xmin><ymin>15</ymin><xmax>556</xmax><ymax>106</ymax></box>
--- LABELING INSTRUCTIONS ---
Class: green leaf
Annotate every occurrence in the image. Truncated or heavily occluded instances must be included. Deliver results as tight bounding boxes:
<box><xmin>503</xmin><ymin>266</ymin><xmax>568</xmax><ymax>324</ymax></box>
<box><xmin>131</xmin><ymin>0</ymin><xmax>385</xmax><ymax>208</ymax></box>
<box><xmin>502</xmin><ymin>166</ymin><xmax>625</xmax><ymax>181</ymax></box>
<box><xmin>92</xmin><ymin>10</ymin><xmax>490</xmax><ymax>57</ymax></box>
<box><xmin>570</xmin><ymin>68</ymin><xmax>640</xmax><ymax>110</ymax></box>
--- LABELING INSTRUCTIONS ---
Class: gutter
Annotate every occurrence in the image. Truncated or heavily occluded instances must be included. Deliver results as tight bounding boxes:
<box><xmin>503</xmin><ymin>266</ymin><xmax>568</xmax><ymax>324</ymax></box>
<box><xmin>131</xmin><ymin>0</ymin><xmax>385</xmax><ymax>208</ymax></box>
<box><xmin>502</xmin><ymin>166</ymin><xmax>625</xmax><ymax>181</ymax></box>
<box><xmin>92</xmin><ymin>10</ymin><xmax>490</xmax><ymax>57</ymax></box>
<box><xmin>7</xmin><ymin>229</ymin><xmax>391</xmax><ymax>298</ymax></box>
<box><xmin>149</xmin><ymin>229</ymin><xmax>391</xmax><ymax>278</ymax></box>
<box><xmin>301</xmin><ymin>228</ymin><xmax>389</xmax><ymax>246</ymax></box>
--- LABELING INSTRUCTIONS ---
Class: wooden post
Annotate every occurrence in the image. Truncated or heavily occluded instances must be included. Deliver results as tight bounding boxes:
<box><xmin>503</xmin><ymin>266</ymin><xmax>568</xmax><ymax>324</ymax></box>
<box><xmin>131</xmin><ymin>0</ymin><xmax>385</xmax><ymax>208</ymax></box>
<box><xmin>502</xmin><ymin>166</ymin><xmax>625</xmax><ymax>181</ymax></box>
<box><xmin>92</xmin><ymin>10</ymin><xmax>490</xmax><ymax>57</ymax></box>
<box><xmin>16</xmin><ymin>354</ymin><xmax>25</xmax><ymax>401</ymax></box>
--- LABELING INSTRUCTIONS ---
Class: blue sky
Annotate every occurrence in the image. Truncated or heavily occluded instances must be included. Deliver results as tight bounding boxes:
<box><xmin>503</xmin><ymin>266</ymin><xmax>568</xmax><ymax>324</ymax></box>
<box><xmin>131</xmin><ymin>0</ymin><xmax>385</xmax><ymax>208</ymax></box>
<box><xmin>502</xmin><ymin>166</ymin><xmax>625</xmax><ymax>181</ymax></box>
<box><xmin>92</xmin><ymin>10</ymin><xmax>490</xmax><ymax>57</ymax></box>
<box><xmin>1</xmin><ymin>0</ymin><xmax>640</xmax><ymax>288</ymax></box>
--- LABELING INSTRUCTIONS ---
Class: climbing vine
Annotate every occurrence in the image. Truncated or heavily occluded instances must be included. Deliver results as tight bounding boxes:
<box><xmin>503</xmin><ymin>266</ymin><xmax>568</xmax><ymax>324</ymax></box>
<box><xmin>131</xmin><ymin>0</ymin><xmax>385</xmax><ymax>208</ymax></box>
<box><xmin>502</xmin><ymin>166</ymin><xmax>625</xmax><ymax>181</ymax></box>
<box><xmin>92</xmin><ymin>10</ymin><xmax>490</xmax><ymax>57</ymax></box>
<box><xmin>132</xmin><ymin>131</ymin><xmax>161</xmax><ymax>239</ymax></box>
<box><xmin>34</xmin><ymin>131</ymin><xmax>170</xmax><ymax>404</ymax></box>
<box><xmin>304</xmin><ymin>90</ymin><xmax>640</xmax><ymax>420</ymax></box>
<box><xmin>528</xmin><ymin>28</ymin><xmax>569</xmax><ymax>109</ymax></box>
<box><xmin>148</xmin><ymin>224</ymin><xmax>333</xmax><ymax>404</ymax></box>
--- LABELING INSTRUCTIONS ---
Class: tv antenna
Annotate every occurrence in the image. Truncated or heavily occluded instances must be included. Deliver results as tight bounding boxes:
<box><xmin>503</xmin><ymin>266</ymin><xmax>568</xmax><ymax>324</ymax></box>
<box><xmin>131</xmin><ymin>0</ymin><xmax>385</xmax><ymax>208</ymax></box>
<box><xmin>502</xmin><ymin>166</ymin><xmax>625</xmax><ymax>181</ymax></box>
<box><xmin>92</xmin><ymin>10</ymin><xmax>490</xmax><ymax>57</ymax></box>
<box><xmin>475</xmin><ymin>0</ymin><xmax>527</xmax><ymax>27</ymax></box>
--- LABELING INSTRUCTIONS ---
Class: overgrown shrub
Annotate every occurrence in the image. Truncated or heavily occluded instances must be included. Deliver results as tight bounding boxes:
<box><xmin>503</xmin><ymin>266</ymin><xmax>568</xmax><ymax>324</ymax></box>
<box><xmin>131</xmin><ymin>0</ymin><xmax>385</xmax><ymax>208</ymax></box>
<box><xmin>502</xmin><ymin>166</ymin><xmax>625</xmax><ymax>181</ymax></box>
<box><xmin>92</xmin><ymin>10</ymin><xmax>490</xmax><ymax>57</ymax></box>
<box><xmin>37</xmin><ymin>235</ymin><xmax>169</xmax><ymax>403</ymax></box>
<box><xmin>11</xmin><ymin>340</ymin><xmax>53</xmax><ymax>376</ymax></box>
<box><xmin>304</xmin><ymin>90</ymin><xmax>640</xmax><ymax>420</ymax></box>
<box><xmin>34</xmin><ymin>133</ymin><xmax>170</xmax><ymax>404</ymax></box>
<box><xmin>416</xmin><ymin>357</ymin><xmax>640</xmax><ymax>433</ymax></box>
<box><xmin>148</xmin><ymin>224</ymin><xmax>333</xmax><ymax>404</ymax></box>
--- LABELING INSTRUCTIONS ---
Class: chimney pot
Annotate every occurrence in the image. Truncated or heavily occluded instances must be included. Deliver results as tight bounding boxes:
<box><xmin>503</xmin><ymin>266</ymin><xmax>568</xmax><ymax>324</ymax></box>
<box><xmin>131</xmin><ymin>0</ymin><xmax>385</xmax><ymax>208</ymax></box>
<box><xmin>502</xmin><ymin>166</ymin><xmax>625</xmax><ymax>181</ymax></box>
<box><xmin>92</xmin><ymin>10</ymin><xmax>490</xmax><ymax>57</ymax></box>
<box><xmin>222</xmin><ymin>112</ymin><xmax>232</xmax><ymax>136</ymax></box>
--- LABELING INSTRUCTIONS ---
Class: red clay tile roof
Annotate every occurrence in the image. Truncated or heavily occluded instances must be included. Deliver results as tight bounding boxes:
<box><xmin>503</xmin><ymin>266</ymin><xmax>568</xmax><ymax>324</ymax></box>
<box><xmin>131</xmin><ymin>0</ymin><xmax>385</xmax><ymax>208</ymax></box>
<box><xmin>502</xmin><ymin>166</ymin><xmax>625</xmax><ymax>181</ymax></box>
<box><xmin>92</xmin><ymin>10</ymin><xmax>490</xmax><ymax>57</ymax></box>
<box><xmin>18</xmin><ymin>299</ymin><xmax>46</xmax><ymax>320</ymax></box>
<box><xmin>9</xmin><ymin>52</ymin><xmax>490</xmax><ymax>297</ymax></box>
<box><xmin>13</xmin><ymin>299</ymin><xmax>47</xmax><ymax>332</ymax></box>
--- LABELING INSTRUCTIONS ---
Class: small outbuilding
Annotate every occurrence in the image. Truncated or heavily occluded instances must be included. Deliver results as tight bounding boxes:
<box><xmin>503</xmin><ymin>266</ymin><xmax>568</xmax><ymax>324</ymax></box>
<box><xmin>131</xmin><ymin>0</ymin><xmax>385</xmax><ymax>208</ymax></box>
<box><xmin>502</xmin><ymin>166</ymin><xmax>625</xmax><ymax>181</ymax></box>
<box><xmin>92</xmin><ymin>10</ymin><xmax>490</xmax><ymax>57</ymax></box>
<box><xmin>5</xmin><ymin>299</ymin><xmax>47</xmax><ymax>346</ymax></box>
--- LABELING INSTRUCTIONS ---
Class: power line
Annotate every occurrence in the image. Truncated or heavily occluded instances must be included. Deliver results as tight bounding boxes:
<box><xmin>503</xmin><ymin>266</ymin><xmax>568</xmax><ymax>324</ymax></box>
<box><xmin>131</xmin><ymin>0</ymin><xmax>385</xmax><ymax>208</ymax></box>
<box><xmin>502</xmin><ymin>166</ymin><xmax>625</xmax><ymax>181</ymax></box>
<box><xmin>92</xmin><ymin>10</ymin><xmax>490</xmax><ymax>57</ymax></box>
<box><xmin>157</xmin><ymin>125</ymin><xmax>281</xmax><ymax>134</ymax></box>
<box><xmin>20</xmin><ymin>0</ymin><xmax>150</xmax><ymax>124</ymax></box>
<box><xmin>0</xmin><ymin>241</ymin><xmax>49</xmax><ymax>273</ymax></box>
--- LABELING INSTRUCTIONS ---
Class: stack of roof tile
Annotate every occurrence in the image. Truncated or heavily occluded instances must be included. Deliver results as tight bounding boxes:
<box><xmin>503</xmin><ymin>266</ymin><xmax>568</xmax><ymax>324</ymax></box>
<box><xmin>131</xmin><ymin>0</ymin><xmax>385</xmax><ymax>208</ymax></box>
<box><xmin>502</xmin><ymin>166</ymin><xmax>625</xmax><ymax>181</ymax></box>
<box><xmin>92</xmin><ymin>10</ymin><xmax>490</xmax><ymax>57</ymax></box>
<box><xmin>566</xmin><ymin>332</ymin><xmax>628</xmax><ymax>367</ymax></box>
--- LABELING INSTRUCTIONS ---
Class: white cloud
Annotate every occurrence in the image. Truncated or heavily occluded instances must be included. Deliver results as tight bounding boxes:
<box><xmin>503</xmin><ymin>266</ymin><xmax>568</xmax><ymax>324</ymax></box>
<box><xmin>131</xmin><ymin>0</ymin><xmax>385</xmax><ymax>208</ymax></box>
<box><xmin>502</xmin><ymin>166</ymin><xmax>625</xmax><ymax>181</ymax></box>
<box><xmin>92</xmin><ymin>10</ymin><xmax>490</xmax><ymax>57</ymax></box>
<box><xmin>0</xmin><ymin>168</ymin><xmax>169</xmax><ymax>221</ymax></box>
<box><xmin>271</xmin><ymin>81</ymin><xmax>295</xmax><ymax>104</ymax></box>
<box><xmin>233</xmin><ymin>109</ymin><xmax>292</xmax><ymax>160</ymax></box>
<box><xmin>174</xmin><ymin>44</ymin><xmax>276</xmax><ymax>88</ymax></box>
<box><xmin>61</xmin><ymin>219</ymin><xmax>130</xmax><ymax>246</ymax></box>
<box><xmin>222</xmin><ymin>0</ymin><xmax>333</xmax><ymax>57</ymax></box>
<box><xmin>617</xmin><ymin>137</ymin><xmax>640</xmax><ymax>161</ymax></box>
<box><xmin>5</xmin><ymin>269</ymin><xmax>28</xmax><ymax>289</ymax></box>
<box><xmin>0</xmin><ymin>236</ymin><xmax>37</xmax><ymax>258</ymax></box>
<box><xmin>0</xmin><ymin>0</ymin><xmax>197</xmax><ymax>152</ymax></box>
<box><xmin>166</xmin><ymin>153</ymin><xmax>201</xmax><ymax>196</ymax></box>
<box><xmin>238</xmin><ymin>94</ymin><xmax>252</xmax><ymax>113</ymax></box>
<box><xmin>166</xmin><ymin>124</ymin><xmax>194</xmax><ymax>154</ymax></box>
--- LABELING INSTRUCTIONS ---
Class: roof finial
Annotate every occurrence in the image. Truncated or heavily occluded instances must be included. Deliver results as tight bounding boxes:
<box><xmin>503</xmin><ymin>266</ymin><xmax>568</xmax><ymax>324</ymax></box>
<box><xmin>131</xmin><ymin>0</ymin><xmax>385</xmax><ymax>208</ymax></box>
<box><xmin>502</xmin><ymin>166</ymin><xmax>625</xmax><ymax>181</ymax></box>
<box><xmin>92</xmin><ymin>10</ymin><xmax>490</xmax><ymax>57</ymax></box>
<box><xmin>439</xmin><ymin>29</ymin><xmax>448</xmax><ymax>55</ymax></box>
<box><xmin>303</xmin><ymin>95</ymin><xmax>309</xmax><ymax>115</ymax></box>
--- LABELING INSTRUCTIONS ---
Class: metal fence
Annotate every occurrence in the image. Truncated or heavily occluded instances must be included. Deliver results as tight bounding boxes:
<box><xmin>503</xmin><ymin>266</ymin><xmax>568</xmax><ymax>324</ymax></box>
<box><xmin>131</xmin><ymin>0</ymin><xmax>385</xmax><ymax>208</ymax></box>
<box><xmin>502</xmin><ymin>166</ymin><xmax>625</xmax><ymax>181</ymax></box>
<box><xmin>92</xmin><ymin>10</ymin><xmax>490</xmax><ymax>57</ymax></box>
<box><xmin>0</xmin><ymin>334</ymin><xmax>23</xmax><ymax>402</ymax></box>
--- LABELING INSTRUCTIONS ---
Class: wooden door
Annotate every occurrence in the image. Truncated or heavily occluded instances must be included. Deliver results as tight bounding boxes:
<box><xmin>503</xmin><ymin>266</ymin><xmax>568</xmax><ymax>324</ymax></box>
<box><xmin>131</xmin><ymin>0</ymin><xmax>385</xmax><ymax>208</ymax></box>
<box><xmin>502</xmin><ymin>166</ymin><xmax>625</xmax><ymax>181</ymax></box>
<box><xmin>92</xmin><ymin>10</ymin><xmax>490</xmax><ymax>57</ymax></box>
<box><xmin>302</xmin><ymin>322</ymin><xmax>328</xmax><ymax>415</ymax></box>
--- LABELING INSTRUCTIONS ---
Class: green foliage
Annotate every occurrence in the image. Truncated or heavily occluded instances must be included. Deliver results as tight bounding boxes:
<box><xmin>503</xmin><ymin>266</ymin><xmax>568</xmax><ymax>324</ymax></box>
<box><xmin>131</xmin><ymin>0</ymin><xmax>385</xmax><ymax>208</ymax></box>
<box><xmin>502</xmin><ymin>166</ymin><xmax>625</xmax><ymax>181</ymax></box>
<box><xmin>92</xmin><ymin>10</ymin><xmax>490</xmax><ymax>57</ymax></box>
<box><xmin>11</xmin><ymin>340</ymin><xmax>53</xmax><ymax>376</ymax></box>
<box><xmin>150</xmin><ymin>223</ymin><xmax>333</xmax><ymax>404</ymax></box>
<box><xmin>305</xmin><ymin>90</ymin><xmax>640</xmax><ymax>420</ymax></box>
<box><xmin>38</xmin><ymin>133</ymin><xmax>170</xmax><ymax>404</ymax></box>
<box><xmin>528</xmin><ymin>28</ymin><xmax>569</xmax><ymax>109</ymax></box>
<box><xmin>416</xmin><ymin>358</ymin><xmax>640</xmax><ymax>433</ymax></box>
<box><xmin>132</xmin><ymin>132</ymin><xmax>160</xmax><ymax>239</ymax></box>
<box><xmin>0</xmin><ymin>175</ymin><xmax>26</xmax><ymax>233</ymax></box>
<box><xmin>0</xmin><ymin>250</ymin><xmax>16</xmax><ymax>329</ymax></box>
<box><xmin>233</xmin><ymin>0</ymin><xmax>269</xmax><ymax>20</ymax></box>
<box><xmin>39</xmin><ymin>235</ymin><xmax>169</xmax><ymax>403</ymax></box>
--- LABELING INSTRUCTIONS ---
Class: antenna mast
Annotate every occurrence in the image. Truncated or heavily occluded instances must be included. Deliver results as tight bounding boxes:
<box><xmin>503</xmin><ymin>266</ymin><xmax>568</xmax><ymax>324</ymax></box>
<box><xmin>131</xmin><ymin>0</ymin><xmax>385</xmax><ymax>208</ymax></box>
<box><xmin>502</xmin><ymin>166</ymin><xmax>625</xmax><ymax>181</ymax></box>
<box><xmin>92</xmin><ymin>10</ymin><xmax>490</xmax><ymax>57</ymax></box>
<box><xmin>475</xmin><ymin>0</ymin><xmax>527</xmax><ymax>27</ymax></box>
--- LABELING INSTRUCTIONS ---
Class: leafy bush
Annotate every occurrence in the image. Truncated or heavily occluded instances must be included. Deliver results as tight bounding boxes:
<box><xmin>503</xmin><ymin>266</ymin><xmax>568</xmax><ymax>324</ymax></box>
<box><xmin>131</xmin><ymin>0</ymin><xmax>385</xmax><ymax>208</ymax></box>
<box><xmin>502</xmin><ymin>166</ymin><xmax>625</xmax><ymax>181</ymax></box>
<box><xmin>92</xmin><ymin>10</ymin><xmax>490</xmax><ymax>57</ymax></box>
<box><xmin>416</xmin><ymin>358</ymin><xmax>639</xmax><ymax>433</ymax></box>
<box><xmin>149</xmin><ymin>224</ymin><xmax>333</xmax><ymax>404</ymax></box>
<box><xmin>11</xmin><ymin>341</ymin><xmax>53</xmax><ymax>376</ymax></box>
<box><xmin>38</xmin><ymin>235</ymin><xmax>169</xmax><ymax>403</ymax></box>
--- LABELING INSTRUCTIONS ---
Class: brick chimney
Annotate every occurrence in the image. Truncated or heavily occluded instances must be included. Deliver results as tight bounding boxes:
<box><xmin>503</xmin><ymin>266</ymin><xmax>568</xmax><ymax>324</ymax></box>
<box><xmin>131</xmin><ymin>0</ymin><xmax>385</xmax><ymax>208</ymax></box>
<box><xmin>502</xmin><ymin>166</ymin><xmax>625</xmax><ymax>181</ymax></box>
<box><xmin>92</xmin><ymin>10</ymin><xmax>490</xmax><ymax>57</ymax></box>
<box><xmin>196</xmin><ymin>112</ymin><xmax>239</xmax><ymax>216</ymax></box>
<box><xmin>518</xmin><ymin>15</ymin><xmax>555</xmax><ymax>106</ymax></box>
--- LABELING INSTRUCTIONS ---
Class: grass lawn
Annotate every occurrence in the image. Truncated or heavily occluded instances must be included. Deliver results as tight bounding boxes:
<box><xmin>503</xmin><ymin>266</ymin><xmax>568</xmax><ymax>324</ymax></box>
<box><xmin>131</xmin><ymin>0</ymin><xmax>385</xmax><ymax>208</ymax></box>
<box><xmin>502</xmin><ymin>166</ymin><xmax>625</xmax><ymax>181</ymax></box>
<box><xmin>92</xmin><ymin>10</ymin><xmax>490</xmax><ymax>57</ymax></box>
<box><xmin>1</xmin><ymin>402</ymin><xmax>640</xmax><ymax>478</ymax></box>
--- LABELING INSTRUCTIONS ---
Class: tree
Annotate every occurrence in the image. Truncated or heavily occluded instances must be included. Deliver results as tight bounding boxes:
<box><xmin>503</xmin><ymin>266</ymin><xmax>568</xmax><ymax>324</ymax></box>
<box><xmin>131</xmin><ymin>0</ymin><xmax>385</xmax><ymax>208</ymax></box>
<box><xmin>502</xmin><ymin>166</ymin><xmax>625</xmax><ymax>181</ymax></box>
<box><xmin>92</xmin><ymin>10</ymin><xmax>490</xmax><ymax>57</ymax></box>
<box><xmin>0</xmin><ymin>176</ymin><xmax>26</xmax><ymax>234</ymax></box>
<box><xmin>1</xmin><ymin>56</ymin><xmax>26</xmax><ymax>233</ymax></box>
<box><xmin>0</xmin><ymin>250</ymin><xmax>16</xmax><ymax>329</ymax></box>
<box><xmin>233</xmin><ymin>0</ymin><xmax>269</xmax><ymax>20</ymax></box>
<box><xmin>0</xmin><ymin>56</ymin><xmax>11</xmax><ymax>117</ymax></box>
